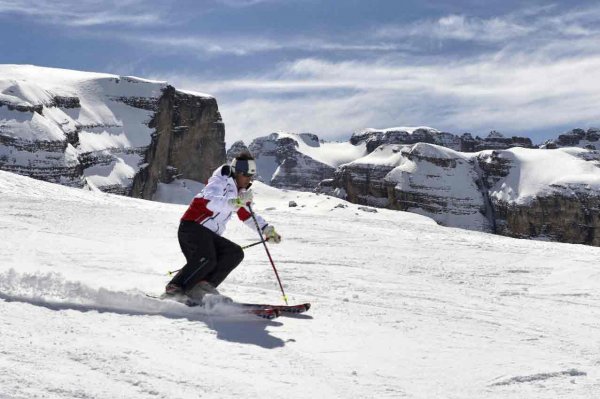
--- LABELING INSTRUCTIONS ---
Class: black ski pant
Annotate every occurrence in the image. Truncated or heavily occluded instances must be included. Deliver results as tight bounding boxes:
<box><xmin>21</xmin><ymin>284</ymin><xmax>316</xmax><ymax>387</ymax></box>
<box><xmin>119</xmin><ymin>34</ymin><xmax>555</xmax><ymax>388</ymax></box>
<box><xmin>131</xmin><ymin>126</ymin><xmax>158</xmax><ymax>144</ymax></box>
<box><xmin>168</xmin><ymin>220</ymin><xmax>244</xmax><ymax>290</ymax></box>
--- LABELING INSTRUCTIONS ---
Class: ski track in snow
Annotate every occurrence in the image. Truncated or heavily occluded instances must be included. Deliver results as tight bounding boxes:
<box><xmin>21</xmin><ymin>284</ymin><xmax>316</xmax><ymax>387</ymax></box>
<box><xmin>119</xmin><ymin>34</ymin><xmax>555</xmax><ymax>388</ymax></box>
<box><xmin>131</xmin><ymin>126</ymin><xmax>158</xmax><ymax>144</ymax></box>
<box><xmin>1</xmin><ymin>170</ymin><xmax>600</xmax><ymax>398</ymax></box>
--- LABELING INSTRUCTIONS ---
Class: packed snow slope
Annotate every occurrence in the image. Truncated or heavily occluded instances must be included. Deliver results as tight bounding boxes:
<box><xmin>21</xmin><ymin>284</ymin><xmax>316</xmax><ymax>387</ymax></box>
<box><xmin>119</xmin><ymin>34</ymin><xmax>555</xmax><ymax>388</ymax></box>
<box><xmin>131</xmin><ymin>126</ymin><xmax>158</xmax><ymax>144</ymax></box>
<box><xmin>1</xmin><ymin>170</ymin><xmax>600</xmax><ymax>398</ymax></box>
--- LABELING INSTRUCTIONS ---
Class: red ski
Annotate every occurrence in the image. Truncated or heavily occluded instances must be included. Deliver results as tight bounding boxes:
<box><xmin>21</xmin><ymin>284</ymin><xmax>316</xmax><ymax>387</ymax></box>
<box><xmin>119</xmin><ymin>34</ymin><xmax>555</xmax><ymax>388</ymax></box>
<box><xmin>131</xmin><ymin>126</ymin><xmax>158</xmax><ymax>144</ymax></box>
<box><xmin>243</xmin><ymin>307</ymin><xmax>281</xmax><ymax>320</ymax></box>
<box><xmin>145</xmin><ymin>293</ymin><xmax>281</xmax><ymax>320</ymax></box>
<box><xmin>240</xmin><ymin>302</ymin><xmax>311</xmax><ymax>314</ymax></box>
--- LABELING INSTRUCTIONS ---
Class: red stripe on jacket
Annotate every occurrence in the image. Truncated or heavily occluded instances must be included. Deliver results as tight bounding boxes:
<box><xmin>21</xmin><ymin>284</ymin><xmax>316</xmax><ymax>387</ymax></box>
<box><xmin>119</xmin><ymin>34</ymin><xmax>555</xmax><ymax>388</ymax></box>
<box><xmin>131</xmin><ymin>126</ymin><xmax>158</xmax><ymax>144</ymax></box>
<box><xmin>237</xmin><ymin>206</ymin><xmax>252</xmax><ymax>222</ymax></box>
<box><xmin>181</xmin><ymin>198</ymin><xmax>213</xmax><ymax>223</ymax></box>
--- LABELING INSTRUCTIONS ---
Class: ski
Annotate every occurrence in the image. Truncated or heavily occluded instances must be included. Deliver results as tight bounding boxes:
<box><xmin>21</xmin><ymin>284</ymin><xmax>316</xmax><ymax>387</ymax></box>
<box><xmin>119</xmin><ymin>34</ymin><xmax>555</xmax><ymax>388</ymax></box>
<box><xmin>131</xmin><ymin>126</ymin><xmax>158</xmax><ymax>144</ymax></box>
<box><xmin>145</xmin><ymin>293</ymin><xmax>281</xmax><ymax>320</ymax></box>
<box><xmin>240</xmin><ymin>302</ymin><xmax>311</xmax><ymax>314</ymax></box>
<box><xmin>241</xmin><ymin>307</ymin><xmax>281</xmax><ymax>320</ymax></box>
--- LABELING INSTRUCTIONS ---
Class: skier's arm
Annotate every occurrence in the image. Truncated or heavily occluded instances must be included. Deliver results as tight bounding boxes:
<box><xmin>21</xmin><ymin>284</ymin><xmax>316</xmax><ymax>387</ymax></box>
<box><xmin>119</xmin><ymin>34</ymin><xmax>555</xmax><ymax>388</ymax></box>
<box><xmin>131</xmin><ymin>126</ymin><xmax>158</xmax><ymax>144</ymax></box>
<box><xmin>236</xmin><ymin>205</ymin><xmax>267</xmax><ymax>229</ymax></box>
<box><xmin>237</xmin><ymin>207</ymin><xmax>282</xmax><ymax>243</ymax></box>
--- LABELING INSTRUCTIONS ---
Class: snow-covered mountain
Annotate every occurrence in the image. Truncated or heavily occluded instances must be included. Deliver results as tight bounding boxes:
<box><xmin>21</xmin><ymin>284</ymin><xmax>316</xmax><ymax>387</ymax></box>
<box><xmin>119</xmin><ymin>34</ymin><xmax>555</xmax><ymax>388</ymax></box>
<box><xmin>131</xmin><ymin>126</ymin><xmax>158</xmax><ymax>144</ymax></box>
<box><xmin>231</xmin><ymin>128</ymin><xmax>600</xmax><ymax>246</ymax></box>
<box><xmin>4</xmin><ymin>66</ymin><xmax>600</xmax><ymax>248</ymax></box>
<box><xmin>542</xmin><ymin>127</ymin><xmax>600</xmax><ymax>150</ymax></box>
<box><xmin>334</xmin><ymin>143</ymin><xmax>493</xmax><ymax>231</ymax></box>
<box><xmin>350</xmin><ymin>126</ymin><xmax>534</xmax><ymax>153</ymax></box>
<box><xmin>227</xmin><ymin>132</ymin><xmax>367</xmax><ymax>190</ymax></box>
<box><xmin>1</xmin><ymin>170</ymin><xmax>599</xmax><ymax>398</ymax></box>
<box><xmin>231</xmin><ymin>127</ymin><xmax>535</xmax><ymax>193</ymax></box>
<box><xmin>0</xmin><ymin>65</ymin><xmax>225</xmax><ymax>197</ymax></box>
<box><xmin>332</xmin><ymin>143</ymin><xmax>600</xmax><ymax>245</ymax></box>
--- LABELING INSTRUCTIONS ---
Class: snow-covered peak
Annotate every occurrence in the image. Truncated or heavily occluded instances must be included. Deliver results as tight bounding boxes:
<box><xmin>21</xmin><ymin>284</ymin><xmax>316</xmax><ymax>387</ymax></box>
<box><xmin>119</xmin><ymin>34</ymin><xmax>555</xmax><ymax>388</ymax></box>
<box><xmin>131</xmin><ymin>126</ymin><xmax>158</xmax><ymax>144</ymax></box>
<box><xmin>0</xmin><ymin>64</ymin><xmax>168</xmax><ymax>143</ymax></box>
<box><xmin>347</xmin><ymin>144</ymin><xmax>407</xmax><ymax>167</ymax></box>
<box><xmin>487</xmin><ymin>146</ymin><xmax>600</xmax><ymax>203</ymax></box>
<box><xmin>350</xmin><ymin>142</ymin><xmax>472</xmax><ymax>166</ymax></box>
<box><xmin>0</xmin><ymin>64</ymin><xmax>220</xmax><ymax>194</ymax></box>
<box><xmin>409</xmin><ymin>141</ymin><xmax>471</xmax><ymax>160</ymax></box>
<box><xmin>256</xmin><ymin>131</ymin><xmax>367</xmax><ymax>168</ymax></box>
<box><xmin>0</xmin><ymin>65</ymin><xmax>169</xmax><ymax>107</ymax></box>
<box><xmin>350</xmin><ymin>142</ymin><xmax>600</xmax><ymax>205</ymax></box>
<box><xmin>361</xmin><ymin>126</ymin><xmax>440</xmax><ymax>134</ymax></box>
<box><xmin>174</xmin><ymin>88</ymin><xmax>214</xmax><ymax>98</ymax></box>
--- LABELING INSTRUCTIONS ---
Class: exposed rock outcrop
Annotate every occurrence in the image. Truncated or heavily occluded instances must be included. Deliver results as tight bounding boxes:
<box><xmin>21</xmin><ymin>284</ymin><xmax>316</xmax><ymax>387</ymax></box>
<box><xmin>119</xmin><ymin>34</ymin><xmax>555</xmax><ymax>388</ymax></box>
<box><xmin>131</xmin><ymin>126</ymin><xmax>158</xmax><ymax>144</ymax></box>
<box><xmin>541</xmin><ymin>128</ymin><xmax>600</xmax><ymax>150</ymax></box>
<box><xmin>335</xmin><ymin>144</ymin><xmax>492</xmax><ymax>230</ymax></box>
<box><xmin>351</xmin><ymin>127</ymin><xmax>534</xmax><ymax>153</ymax></box>
<box><xmin>234</xmin><ymin>132</ymin><xmax>348</xmax><ymax>190</ymax></box>
<box><xmin>226</xmin><ymin>141</ymin><xmax>249</xmax><ymax>160</ymax></box>
<box><xmin>0</xmin><ymin>65</ymin><xmax>225</xmax><ymax>199</ymax></box>
<box><xmin>130</xmin><ymin>87</ymin><xmax>225</xmax><ymax>199</ymax></box>
<box><xmin>0</xmin><ymin>109</ymin><xmax>84</xmax><ymax>187</ymax></box>
<box><xmin>479</xmin><ymin>148</ymin><xmax>600</xmax><ymax>245</ymax></box>
<box><xmin>351</xmin><ymin>127</ymin><xmax>462</xmax><ymax>152</ymax></box>
<box><xmin>330</xmin><ymin>143</ymin><xmax>600</xmax><ymax>246</ymax></box>
<box><xmin>0</xmin><ymin>134</ymin><xmax>83</xmax><ymax>186</ymax></box>
<box><xmin>492</xmin><ymin>193</ymin><xmax>600</xmax><ymax>246</ymax></box>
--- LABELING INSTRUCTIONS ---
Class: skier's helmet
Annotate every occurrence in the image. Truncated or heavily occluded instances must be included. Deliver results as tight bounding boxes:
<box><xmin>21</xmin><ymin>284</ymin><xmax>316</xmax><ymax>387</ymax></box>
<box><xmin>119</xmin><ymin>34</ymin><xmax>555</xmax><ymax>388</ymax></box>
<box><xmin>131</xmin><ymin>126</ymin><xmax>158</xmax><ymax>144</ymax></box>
<box><xmin>231</xmin><ymin>152</ymin><xmax>257</xmax><ymax>177</ymax></box>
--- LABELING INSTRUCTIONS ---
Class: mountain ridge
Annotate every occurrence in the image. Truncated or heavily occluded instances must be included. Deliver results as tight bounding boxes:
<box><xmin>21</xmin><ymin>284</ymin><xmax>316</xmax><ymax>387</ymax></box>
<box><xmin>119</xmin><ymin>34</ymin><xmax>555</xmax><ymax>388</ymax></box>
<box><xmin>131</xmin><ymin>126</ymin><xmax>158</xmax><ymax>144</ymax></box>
<box><xmin>231</xmin><ymin>128</ymin><xmax>600</xmax><ymax>246</ymax></box>
<box><xmin>0</xmin><ymin>64</ymin><xmax>224</xmax><ymax>198</ymax></box>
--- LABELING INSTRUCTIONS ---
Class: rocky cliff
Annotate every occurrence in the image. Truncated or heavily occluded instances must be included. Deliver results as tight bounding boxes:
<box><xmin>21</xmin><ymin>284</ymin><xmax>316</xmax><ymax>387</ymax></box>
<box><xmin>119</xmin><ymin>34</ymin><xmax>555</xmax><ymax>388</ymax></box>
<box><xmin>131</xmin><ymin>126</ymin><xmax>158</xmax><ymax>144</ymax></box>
<box><xmin>232</xmin><ymin>127</ymin><xmax>535</xmax><ymax>194</ymax></box>
<box><xmin>541</xmin><ymin>127</ymin><xmax>600</xmax><ymax>150</ymax></box>
<box><xmin>230</xmin><ymin>126</ymin><xmax>600</xmax><ymax>246</ymax></box>
<box><xmin>130</xmin><ymin>87</ymin><xmax>225</xmax><ymax>199</ymax></box>
<box><xmin>0</xmin><ymin>65</ymin><xmax>225</xmax><ymax>199</ymax></box>
<box><xmin>229</xmin><ymin>132</ymin><xmax>365</xmax><ymax>190</ymax></box>
<box><xmin>351</xmin><ymin>127</ymin><xmax>534</xmax><ymax>153</ymax></box>
<box><xmin>481</xmin><ymin>147</ymin><xmax>600</xmax><ymax>245</ymax></box>
<box><xmin>330</xmin><ymin>143</ymin><xmax>600</xmax><ymax>246</ymax></box>
<box><xmin>333</xmin><ymin>144</ymin><xmax>492</xmax><ymax>231</ymax></box>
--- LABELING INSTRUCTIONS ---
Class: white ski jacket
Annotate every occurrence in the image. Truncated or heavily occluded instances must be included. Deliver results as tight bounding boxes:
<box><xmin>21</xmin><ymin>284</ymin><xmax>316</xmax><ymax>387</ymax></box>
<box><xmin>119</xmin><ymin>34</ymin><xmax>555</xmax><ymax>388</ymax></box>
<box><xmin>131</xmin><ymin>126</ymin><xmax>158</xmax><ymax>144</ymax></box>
<box><xmin>181</xmin><ymin>165</ymin><xmax>268</xmax><ymax>236</ymax></box>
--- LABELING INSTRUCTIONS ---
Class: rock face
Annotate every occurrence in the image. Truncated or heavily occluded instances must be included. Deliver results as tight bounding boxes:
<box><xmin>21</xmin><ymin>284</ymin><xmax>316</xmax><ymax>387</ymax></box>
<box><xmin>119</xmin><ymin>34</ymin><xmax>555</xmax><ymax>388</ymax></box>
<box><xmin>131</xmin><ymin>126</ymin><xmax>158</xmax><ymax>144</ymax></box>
<box><xmin>233</xmin><ymin>132</ymin><xmax>363</xmax><ymax>190</ymax></box>
<box><xmin>331</xmin><ymin>143</ymin><xmax>600</xmax><ymax>246</ymax></box>
<box><xmin>351</xmin><ymin>127</ymin><xmax>534</xmax><ymax>153</ymax></box>
<box><xmin>492</xmin><ymin>193</ymin><xmax>600</xmax><ymax>245</ymax></box>
<box><xmin>480</xmin><ymin>148</ymin><xmax>600</xmax><ymax>246</ymax></box>
<box><xmin>334</xmin><ymin>144</ymin><xmax>492</xmax><ymax>231</ymax></box>
<box><xmin>387</xmin><ymin>144</ymin><xmax>493</xmax><ymax>231</ymax></box>
<box><xmin>230</xmin><ymin>127</ymin><xmax>533</xmax><ymax>194</ymax></box>
<box><xmin>226</xmin><ymin>140</ymin><xmax>250</xmax><ymax>160</ymax></box>
<box><xmin>351</xmin><ymin>126</ymin><xmax>462</xmax><ymax>152</ymax></box>
<box><xmin>227</xmin><ymin>126</ymin><xmax>600</xmax><ymax>247</ymax></box>
<box><xmin>0</xmin><ymin>65</ymin><xmax>225</xmax><ymax>199</ymax></box>
<box><xmin>542</xmin><ymin>128</ymin><xmax>600</xmax><ymax>150</ymax></box>
<box><xmin>0</xmin><ymin>132</ymin><xmax>83</xmax><ymax>187</ymax></box>
<box><xmin>130</xmin><ymin>87</ymin><xmax>225</xmax><ymax>199</ymax></box>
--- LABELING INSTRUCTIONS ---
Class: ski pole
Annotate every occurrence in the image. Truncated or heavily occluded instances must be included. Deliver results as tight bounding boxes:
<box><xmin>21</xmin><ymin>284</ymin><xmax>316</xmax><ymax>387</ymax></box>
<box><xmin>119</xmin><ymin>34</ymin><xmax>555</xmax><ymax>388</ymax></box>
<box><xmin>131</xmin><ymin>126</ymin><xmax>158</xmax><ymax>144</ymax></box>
<box><xmin>247</xmin><ymin>203</ymin><xmax>289</xmax><ymax>305</ymax></box>
<box><xmin>241</xmin><ymin>240</ymin><xmax>266</xmax><ymax>250</ymax></box>
<box><xmin>166</xmin><ymin>239</ymin><xmax>267</xmax><ymax>276</ymax></box>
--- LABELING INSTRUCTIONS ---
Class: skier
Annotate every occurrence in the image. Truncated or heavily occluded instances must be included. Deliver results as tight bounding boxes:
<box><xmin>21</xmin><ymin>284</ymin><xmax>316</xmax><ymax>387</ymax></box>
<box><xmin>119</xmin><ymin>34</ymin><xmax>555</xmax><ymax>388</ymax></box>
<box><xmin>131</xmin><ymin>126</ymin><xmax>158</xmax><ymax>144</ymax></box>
<box><xmin>163</xmin><ymin>152</ymin><xmax>281</xmax><ymax>303</ymax></box>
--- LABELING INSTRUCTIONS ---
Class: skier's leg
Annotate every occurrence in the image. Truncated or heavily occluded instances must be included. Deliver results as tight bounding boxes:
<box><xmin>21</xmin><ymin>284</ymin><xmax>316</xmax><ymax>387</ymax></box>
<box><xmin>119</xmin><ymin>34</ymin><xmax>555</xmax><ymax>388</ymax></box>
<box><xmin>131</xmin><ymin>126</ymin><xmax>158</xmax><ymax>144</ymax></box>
<box><xmin>167</xmin><ymin>221</ymin><xmax>217</xmax><ymax>290</ymax></box>
<box><xmin>205</xmin><ymin>235</ymin><xmax>244</xmax><ymax>287</ymax></box>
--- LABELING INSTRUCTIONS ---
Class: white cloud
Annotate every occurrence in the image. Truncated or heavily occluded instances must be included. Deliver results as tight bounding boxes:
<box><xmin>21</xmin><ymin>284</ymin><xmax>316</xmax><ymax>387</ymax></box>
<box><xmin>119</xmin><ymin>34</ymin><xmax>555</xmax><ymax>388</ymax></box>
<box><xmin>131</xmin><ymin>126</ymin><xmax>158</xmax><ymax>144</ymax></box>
<box><xmin>8</xmin><ymin>0</ymin><xmax>598</xmax><ymax>145</ymax></box>
<box><xmin>375</xmin><ymin>4</ymin><xmax>600</xmax><ymax>45</ymax></box>
<box><xmin>377</xmin><ymin>14</ymin><xmax>533</xmax><ymax>43</ymax></box>
<box><xmin>164</xmin><ymin>41</ymin><xmax>600</xmax><ymax>146</ymax></box>
<box><xmin>213</xmin><ymin>0</ymin><xmax>304</xmax><ymax>7</ymax></box>
<box><xmin>167</xmin><ymin>5</ymin><xmax>598</xmax><ymax>145</ymax></box>
<box><xmin>122</xmin><ymin>33</ymin><xmax>410</xmax><ymax>57</ymax></box>
<box><xmin>0</xmin><ymin>0</ymin><xmax>164</xmax><ymax>27</ymax></box>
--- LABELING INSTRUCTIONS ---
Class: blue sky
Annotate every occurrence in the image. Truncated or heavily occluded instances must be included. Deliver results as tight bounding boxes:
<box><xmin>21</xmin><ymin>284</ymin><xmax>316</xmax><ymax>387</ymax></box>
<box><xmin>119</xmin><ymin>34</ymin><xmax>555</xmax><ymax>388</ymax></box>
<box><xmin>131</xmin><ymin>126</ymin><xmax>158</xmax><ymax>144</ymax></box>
<box><xmin>1</xmin><ymin>0</ymin><xmax>599</xmax><ymax>145</ymax></box>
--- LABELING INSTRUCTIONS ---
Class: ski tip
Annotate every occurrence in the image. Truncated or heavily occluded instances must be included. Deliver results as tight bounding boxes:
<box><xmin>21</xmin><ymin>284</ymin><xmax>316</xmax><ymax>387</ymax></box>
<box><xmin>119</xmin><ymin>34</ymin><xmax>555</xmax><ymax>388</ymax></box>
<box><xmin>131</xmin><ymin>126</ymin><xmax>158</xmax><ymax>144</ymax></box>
<box><xmin>251</xmin><ymin>308</ymin><xmax>281</xmax><ymax>320</ymax></box>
